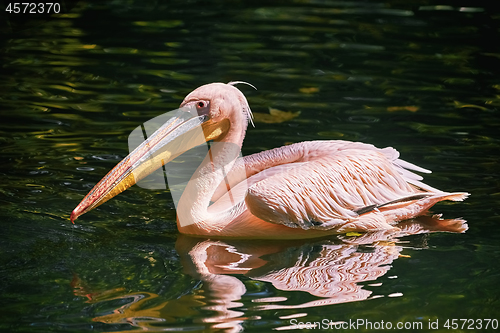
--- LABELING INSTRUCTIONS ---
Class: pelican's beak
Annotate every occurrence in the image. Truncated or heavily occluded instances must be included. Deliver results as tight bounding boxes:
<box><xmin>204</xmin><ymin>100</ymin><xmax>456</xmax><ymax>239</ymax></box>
<box><xmin>70</xmin><ymin>105</ymin><xmax>229</xmax><ymax>223</ymax></box>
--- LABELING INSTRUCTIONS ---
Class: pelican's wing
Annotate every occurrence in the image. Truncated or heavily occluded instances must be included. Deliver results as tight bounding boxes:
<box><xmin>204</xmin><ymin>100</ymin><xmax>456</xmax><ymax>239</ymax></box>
<box><xmin>214</xmin><ymin>140</ymin><xmax>437</xmax><ymax>200</ymax></box>
<box><xmin>243</xmin><ymin>141</ymin><xmax>437</xmax><ymax>230</ymax></box>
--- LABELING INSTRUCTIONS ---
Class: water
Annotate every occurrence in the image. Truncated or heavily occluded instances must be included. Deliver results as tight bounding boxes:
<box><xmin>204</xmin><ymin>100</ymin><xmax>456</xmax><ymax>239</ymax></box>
<box><xmin>1</xmin><ymin>0</ymin><xmax>499</xmax><ymax>331</ymax></box>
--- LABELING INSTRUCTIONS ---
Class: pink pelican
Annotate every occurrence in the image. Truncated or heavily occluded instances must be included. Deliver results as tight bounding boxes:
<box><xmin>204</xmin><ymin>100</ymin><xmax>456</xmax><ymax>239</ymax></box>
<box><xmin>70</xmin><ymin>82</ymin><xmax>468</xmax><ymax>239</ymax></box>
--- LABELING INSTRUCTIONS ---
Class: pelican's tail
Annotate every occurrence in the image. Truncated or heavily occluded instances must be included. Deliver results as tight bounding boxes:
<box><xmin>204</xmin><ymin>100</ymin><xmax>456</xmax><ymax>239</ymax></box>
<box><xmin>439</xmin><ymin>192</ymin><xmax>470</xmax><ymax>202</ymax></box>
<box><xmin>377</xmin><ymin>191</ymin><xmax>470</xmax><ymax>224</ymax></box>
<box><xmin>335</xmin><ymin>191</ymin><xmax>469</xmax><ymax>233</ymax></box>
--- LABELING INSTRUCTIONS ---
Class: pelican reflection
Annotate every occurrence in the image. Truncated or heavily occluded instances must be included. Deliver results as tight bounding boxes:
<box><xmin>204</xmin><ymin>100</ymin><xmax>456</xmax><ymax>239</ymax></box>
<box><xmin>81</xmin><ymin>216</ymin><xmax>466</xmax><ymax>332</ymax></box>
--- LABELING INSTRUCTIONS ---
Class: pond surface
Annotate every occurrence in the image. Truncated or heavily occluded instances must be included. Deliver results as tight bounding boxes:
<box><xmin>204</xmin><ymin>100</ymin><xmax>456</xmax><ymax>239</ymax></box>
<box><xmin>1</xmin><ymin>0</ymin><xmax>500</xmax><ymax>332</ymax></box>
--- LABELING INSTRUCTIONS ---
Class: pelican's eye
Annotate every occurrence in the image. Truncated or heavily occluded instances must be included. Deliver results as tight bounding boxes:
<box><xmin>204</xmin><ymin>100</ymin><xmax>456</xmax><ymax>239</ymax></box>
<box><xmin>195</xmin><ymin>100</ymin><xmax>210</xmax><ymax>117</ymax></box>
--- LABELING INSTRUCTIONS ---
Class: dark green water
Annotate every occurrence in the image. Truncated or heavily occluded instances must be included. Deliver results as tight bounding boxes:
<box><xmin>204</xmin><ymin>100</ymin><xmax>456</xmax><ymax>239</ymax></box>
<box><xmin>1</xmin><ymin>0</ymin><xmax>499</xmax><ymax>332</ymax></box>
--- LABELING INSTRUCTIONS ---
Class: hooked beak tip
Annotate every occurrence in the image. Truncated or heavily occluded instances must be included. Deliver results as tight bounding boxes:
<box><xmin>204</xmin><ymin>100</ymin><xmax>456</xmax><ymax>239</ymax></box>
<box><xmin>70</xmin><ymin>210</ymin><xmax>79</xmax><ymax>224</ymax></box>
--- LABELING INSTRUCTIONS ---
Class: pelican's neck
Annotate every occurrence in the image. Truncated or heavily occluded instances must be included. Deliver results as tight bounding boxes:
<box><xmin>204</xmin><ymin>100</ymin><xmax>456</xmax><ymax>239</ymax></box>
<box><xmin>177</xmin><ymin>119</ymin><xmax>248</xmax><ymax>233</ymax></box>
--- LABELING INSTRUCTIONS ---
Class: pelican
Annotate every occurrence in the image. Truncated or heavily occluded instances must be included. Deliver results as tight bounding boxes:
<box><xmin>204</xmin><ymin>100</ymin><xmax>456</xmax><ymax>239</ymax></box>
<box><xmin>71</xmin><ymin>82</ymin><xmax>469</xmax><ymax>239</ymax></box>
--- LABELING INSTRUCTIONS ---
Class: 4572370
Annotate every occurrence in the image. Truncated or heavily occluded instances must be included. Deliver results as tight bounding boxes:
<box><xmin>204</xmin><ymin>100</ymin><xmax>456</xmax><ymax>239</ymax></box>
<box><xmin>443</xmin><ymin>319</ymin><xmax>498</xmax><ymax>330</ymax></box>
<box><xmin>5</xmin><ymin>2</ymin><xmax>61</xmax><ymax>14</ymax></box>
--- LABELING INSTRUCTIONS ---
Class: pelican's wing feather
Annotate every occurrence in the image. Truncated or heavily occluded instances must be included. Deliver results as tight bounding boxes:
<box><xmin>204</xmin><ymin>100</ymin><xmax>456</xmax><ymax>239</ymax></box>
<box><xmin>244</xmin><ymin>141</ymin><xmax>434</xmax><ymax>230</ymax></box>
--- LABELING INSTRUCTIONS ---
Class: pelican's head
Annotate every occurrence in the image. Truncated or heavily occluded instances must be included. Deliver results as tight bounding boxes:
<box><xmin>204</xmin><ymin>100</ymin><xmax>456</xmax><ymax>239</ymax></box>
<box><xmin>70</xmin><ymin>82</ymin><xmax>254</xmax><ymax>223</ymax></box>
<box><xmin>181</xmin><ymin>82</ymin><xmax>254</xmax><ymax>129</ymax></box>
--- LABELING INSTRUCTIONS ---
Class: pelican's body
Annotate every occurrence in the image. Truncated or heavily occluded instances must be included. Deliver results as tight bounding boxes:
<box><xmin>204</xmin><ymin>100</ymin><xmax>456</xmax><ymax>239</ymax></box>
<box><xmin>71</xmin><ymin>82</ymin><xmax>468</xmax><ymax>239</ymax></box>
